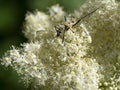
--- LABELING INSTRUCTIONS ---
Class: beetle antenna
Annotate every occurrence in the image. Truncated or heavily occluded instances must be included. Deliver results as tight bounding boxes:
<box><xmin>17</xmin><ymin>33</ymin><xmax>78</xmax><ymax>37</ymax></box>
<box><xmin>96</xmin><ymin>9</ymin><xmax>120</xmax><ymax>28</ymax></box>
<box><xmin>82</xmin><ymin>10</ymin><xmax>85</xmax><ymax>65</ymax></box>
<box><xmin>73</xmin><ymin>7</ymin><xmax>99</xmax><ymax>27</ymax></box>
<box><xmin>64</xmin><ymin>16</ymin><xmax>67</xmax><ymax>22</ymax></box>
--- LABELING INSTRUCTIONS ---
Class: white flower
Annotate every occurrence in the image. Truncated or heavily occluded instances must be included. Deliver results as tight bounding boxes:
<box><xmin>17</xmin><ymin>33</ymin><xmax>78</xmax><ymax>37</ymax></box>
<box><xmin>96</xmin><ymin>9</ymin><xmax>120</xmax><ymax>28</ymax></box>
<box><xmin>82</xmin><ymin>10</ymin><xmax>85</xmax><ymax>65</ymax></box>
<box><xmin>1</xmin><ymin>0</ymin><xmax>120</xmax><ymax>90</ymax></box>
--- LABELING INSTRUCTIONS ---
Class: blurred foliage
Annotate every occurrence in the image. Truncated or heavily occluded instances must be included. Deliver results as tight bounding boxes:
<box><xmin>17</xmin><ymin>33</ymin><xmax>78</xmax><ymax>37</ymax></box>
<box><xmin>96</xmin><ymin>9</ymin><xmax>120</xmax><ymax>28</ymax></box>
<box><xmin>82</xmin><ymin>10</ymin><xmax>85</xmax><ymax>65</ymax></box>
<box><xmin>0</xmin><ymin>0</ymin><xmax>85</xmax><ymax>90</ymax></box>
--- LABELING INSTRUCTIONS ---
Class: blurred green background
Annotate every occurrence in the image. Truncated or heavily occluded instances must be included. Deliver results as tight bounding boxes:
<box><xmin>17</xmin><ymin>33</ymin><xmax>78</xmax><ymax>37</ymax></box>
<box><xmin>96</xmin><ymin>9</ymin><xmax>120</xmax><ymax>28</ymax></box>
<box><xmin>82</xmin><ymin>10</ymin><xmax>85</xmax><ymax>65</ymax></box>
<box><xmin>0</xmin><ymin>0</ymin><xmax>85</xmax><ymax>90</ymax></box>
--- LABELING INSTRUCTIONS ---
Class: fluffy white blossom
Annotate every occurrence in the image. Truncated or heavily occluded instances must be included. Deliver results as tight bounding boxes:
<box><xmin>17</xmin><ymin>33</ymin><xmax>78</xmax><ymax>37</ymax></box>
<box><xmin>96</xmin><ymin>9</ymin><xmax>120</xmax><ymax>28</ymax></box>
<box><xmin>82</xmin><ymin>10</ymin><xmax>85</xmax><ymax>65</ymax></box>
<box><xmin>1</xmin><ymin>0</ymin><xmax>120</xmax><ymax>90</ymax></box>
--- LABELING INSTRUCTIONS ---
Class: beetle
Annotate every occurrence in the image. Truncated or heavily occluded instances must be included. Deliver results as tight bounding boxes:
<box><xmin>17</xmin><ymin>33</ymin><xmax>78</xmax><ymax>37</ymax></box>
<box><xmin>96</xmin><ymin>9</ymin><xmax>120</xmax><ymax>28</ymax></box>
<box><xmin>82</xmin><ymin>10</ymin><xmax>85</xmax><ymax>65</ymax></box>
<box><xmin>55</xmin><ymin>8</ymin><xmax>99</xmax><ymax>43</ymax></box>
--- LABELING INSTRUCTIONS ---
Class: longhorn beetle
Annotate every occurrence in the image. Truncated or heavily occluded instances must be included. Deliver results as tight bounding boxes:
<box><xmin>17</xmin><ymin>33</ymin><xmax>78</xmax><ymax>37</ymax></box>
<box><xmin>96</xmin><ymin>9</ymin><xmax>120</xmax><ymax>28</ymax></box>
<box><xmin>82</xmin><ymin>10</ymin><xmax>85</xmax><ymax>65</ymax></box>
<box><xmin>55</xmin><ymin>8</ymin><xmax>99</xmax><ymax>43</ymax></box>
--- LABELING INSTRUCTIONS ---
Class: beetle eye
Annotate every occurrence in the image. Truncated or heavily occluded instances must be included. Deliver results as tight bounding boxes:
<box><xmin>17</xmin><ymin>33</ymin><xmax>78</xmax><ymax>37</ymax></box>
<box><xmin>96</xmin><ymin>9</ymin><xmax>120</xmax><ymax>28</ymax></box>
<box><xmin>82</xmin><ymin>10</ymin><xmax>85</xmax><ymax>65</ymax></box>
<box><xmin>71</xmin><ymin>21</ymin><xmax>75</xmax><ymax>23</ymax></box>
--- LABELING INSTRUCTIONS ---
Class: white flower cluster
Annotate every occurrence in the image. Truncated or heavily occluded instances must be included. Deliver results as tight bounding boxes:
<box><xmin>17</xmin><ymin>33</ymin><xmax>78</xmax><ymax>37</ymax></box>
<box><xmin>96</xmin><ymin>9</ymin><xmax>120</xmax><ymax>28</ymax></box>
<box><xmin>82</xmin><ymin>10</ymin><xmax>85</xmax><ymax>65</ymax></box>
<box><xmin>1</xmin><ymin>0</ymin><xmax>120</xmax><ymax>90</ymax></box>
<box><xmin>76</xmin><ymin>0</ymin><xmax>120</xmax><ymax>90</ymax></box>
